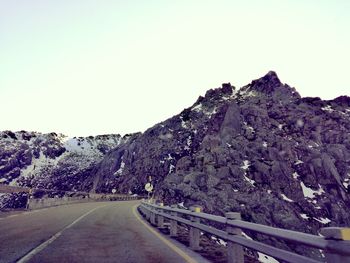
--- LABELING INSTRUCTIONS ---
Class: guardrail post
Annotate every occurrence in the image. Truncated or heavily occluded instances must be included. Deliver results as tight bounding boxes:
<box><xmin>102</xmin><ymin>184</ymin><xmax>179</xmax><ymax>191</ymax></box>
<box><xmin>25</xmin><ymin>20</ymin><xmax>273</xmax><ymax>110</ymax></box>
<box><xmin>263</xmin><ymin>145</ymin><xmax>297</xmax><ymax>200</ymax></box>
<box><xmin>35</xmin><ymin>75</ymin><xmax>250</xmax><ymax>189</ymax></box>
<box><xmin>157</xmin><ymin>203</ymin><xmax>164</xmax><ymax>228</ymax></box>
<box><xmin>189</xmin><ymin>205</ymin><xmax>202</xmax><ymax>251</ymax></box>
<box><xmin>226</xmin><ymin>212</ymin><xmax>244</xmax><ymax>263</ymax></box>
<box><xmin>144</xmin><ymin>205</ymin><xmax>150</xmax><ymax>221</ymax></box>
<box><xmin>170</xmin><ymin>205</ymin><xmax>178</xmax><ymax>237</ymax></box>
<box><xmin>150</xmin><ymin>206</ymin><xmax>156</xmax><ymax>226</ymax></box>
<box><xmin>320</xmin><ymin>227</ymin><xmax>350</xmax><ymax>262</ymax></box>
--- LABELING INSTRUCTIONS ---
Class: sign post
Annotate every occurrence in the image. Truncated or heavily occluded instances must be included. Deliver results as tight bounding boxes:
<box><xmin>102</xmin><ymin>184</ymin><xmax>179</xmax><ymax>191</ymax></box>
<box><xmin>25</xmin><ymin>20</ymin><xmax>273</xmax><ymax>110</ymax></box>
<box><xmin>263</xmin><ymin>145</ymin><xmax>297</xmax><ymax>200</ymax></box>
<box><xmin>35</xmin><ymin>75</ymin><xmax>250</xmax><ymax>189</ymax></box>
<box><xmin>144</xmin><ymin>183</ymin><xmax>153</xmax><ymax>201</ymax></box>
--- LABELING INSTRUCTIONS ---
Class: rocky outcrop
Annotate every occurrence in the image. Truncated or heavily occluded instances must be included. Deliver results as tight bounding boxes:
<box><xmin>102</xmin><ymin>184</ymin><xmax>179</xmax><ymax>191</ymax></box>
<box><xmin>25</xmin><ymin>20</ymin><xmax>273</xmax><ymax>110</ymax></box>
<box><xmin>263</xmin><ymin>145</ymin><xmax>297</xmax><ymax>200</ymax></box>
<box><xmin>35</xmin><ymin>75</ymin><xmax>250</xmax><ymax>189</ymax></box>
<box><xmin>91</xmin><ymin>72</ymin><xmax>350</xmax><ymax>260</ymax></box>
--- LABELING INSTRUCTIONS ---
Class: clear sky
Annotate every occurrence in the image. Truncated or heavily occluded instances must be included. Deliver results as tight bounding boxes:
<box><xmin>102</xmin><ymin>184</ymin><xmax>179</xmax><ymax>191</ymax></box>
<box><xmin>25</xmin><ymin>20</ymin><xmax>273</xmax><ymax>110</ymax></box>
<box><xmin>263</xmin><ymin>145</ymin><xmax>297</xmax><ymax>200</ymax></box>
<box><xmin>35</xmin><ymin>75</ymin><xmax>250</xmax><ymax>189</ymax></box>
<box><xmin>0</xmin><ymin>0</ymin><xmax>349</xmax><ymax>137</ymax></box>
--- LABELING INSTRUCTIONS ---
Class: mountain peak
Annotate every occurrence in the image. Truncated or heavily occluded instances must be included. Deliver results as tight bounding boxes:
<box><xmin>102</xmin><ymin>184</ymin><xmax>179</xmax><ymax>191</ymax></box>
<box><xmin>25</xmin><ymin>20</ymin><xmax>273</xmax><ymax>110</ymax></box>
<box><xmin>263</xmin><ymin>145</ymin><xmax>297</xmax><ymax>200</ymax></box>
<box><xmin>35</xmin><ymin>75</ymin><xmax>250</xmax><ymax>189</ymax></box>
<box><xmin>249</xmin><ymin>71</ymin><xmax>283</xmax><ymax>93</ymax></box>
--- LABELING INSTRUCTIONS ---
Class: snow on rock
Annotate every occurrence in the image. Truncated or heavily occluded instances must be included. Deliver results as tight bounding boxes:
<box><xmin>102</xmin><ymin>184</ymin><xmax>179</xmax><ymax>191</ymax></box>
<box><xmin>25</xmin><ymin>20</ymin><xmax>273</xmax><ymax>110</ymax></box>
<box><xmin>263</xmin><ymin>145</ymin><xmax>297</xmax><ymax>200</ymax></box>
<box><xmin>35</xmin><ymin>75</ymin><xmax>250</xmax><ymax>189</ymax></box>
<box><xmin>191</xmin><ymin>103</ymin><xmax>203</xmax><ymax>112</ymax></box>
<box><xmin>239</xmin><ymin>89</ymin><xmax>257</xmax><ymax>98</ymax></box>
<box><xmin>300</xmin><ymin>182</ymin><xmax>325</xmax><ymax>199</ymax></box>
<box><xmin>241</xmin><ymin>160</ymin><xmax>250</xmax><ymax>170</ymax></box>
<box><xmin>258</xmin><ymin>252</ymin><xmax>280</xmax><ymax>263</ymax></box>
<box><xmin>9</xmin><ymin>152</ymin><xmax>48</xmax><ymax>186</ymax></box>
<box><xmin>313</xmin><ymin>217</ymin><xmax>331</xmax><ymax>224</ymax></box>
<box><xmin>292</xmin><ymin>172</ymin><xmax>300</xmax><ymax>179</ymax></box>
<box><xmin>1</xmin><ymin>131</ymin><xmax>124</xmax><ymax>192</ymax></box>
<box><xmin>114</xmin><ymin>160</ymin><xmax>125</xmax><ymax>176</ymax></box>
<box><xmin>184</xmin><ymin>136</ymin><xmax>192</xmax><ymax>150</ymax></box>
<box><xmin>241</xmin><ymin>160</ymin><xmax>255</xmax><ymax>186</ymax></box>
<box><xmin>242</xmin><ymin>232</ymin><xmax>253</xmax><ymax>240</ymax></box>
<box><xmin>204</xmin><ymin>106</ymin><xmax>218</xmax><ymax>118</ymax></box>
<box><xmin>321</xmin><ymin>105</ymin><xmax>334</xmax><ymax>113</ymax></box>
<box><xmin>294</xmin><ymin>160</ymin><xmax>303</xmax><ymax>165</ymax></box>
<box><xmin>300</xmin><ymin>213</ymin><xmax>310</xmax><ymax>220</ymax></box>
<box><xmin>165</xmin><ymin>154</ymin><xmax>174</xmax><ymax>161</ymax></box>
<box><xmin>244</xmin><ymin>175</ymin><xmax>256</xmax><ymax>186</ymax></box>
<box><xmin>180</xmin><ymin>116</ymin><xmax>189</xmax><ymax>129</ymax></box>
<box><xmin>168</xmin><ymin>164</ymin><xmax>176</xmax><ymax>174</ymax></box>
<box><xmin>280</xmin><ymin>193</ymin><xmax>294</xmax><ymax>202</ymax></box>
<box><xmin>178</xmin><ymin>202</ymin><xmax>187</xmax><ymax>209</ymax></box>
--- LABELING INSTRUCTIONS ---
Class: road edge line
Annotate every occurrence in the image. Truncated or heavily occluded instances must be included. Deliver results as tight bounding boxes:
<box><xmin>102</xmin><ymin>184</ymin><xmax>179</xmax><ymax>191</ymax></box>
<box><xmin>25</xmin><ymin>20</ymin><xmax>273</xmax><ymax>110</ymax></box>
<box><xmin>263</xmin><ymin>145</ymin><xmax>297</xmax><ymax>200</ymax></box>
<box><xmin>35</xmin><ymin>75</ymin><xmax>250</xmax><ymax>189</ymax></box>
<box><xmin>132</xmin><ymin>204</ymin><xmax>198</xmax><ymax>263</ymax></box>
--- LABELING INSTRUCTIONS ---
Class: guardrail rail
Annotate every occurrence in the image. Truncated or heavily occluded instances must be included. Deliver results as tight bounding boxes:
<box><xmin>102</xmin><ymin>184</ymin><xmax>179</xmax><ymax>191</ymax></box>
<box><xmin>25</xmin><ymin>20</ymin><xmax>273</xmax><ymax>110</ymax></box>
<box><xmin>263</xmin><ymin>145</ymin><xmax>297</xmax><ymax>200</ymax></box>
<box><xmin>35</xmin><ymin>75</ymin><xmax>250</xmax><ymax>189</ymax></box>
<box><xmin>139</xmin><ymin>201</ymin><xmax>350</xmax><ymax>263</ymax></box>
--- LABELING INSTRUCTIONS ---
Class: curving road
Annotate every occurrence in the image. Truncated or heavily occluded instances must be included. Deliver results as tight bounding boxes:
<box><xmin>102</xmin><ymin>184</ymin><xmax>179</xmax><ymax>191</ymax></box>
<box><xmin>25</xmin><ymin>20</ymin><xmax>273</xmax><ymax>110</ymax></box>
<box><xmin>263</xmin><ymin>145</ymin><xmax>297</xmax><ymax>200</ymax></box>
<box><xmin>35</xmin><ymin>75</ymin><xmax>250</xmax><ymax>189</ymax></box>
<box><xmin>0</xmin><ymin>201</ymin><xmax>196</xmax><ymax>263</ymax></box>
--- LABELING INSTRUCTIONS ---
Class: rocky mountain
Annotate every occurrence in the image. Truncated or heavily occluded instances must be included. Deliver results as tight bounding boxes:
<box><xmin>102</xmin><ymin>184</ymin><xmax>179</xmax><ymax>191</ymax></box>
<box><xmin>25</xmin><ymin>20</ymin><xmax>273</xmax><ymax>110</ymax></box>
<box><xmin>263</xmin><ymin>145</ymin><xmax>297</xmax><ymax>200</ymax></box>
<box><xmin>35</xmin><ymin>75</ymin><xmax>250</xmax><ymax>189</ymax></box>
<box><xmin>91</xmin><ymin>71</ymin><xmax>350</xmax><ymax>259</ymax></box>
<box><xmin>0</xmin><ymin>131</ymin><xmax>134</xmax><ymax>208</ymax></box>
<box><xmin>1</xmin><ymin>71</ymin><xmax>350</xmax><ymax>259</ymax></box>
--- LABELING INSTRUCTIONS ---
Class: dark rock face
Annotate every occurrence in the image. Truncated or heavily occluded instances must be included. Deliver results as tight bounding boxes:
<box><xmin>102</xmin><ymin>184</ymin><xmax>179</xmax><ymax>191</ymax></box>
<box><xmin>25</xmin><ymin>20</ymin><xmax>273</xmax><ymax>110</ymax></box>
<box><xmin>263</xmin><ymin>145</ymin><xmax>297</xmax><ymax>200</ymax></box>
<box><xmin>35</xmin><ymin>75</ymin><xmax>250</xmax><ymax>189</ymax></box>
<box><xmin>91</xmin><ymin>72</ymin><xmax>350</xmax><ymax>259</ymax></box>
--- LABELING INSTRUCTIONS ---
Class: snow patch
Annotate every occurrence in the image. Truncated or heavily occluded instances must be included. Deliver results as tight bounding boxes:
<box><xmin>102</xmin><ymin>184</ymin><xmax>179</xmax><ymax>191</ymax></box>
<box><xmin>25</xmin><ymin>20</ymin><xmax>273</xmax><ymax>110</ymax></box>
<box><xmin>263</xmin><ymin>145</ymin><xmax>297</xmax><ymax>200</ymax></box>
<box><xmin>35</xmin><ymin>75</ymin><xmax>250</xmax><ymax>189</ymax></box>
<box><xmin>294</xmin><ymin>160</ymin><xmax>303</xmax><ymax>165</ymax></box>
<box><xmin>300</xmin><ymin>213</ymin><xmax>310</xmax><ymax>219</ymax></box>
<box><xmin>242</xmin><ymin>232</ymin><xmax>253</xmax><ymax>240</ymax></box>
<box><xmin>314</xmin><ymin>217</ymin><xmax>331</xmax><ymax>224</ymax></box>
<box><xmin>218</xmin><ymin>238</ymin><xmax>227</xmax><ymax>246</ymax></box>
<box><xmin>204</xmin><ymin>106</ymin><xmax>218</xmax><ymax>117</ymax></box>
<box><xmin>300</xmin><ymin>182</ymin><xmax>325</xmax><ymax>198</ymax></box>
<box><xmin>191</xmin><ymin>103</ymin><xmax>203</xmax><ymax>112</ymax></box>
<box><xmin>168</xmin><ymin>164</ymin><xmax>175</xmax><ymax>174</ymax></box>
<box><xmin>280</xmin><ymin>194</ymin><xmax>294</xmax><ymax>202</ymax></box>
<box><xmin>321</xmin><ymin>105</ymin><xmax>334</xmax><ymax>113</ymax></box>
<box><xmin>258</xmin><ymin>252</ymin><xmax>279</xmax><ymax>263</ymax></box>
<box><xmin>180</xmin><ymin>116</ymin><xmax>189</xmax><ymax>129</ymax></box>
<box><xmin>244</xmin><ymin>175</ymin><xmax>255</xmax><ymax>186</ymax></box>
<box><xmin>239</xmin><ymin>89</ymin><xmax>257</xmax><ymax>98</ymax></box>
<box><xmin>241</xmin><ymin>160</ymin><xmax>250</xmax><ymax>170</ymax></box>
<box><xmin>114</xmin><ymin>161</ymin><xmax>125</xmax><ymax>176</ymax></box>
<box><xmin>10</xmin><ymin>152</ymin><xmax>48</xmax><ymax>186</ymax></box>
<box><xmin>165</xmin><ymin>154</ymin><xmax>174</xmax><ymax>161</ymax></box>
<box><xmin>243</xmin><ymin>122</ymin><xmax>255</xmax><ymax>133</ymax></box>
<box><xmin>222</xmin><ymin>88</ymin><xmax>237</xmax><ymax>100</ymax></box>
<box><xmin>178</xmin><ymin>202</ymin><xmax>187</xmax><ymax>209</ymax></box>
<box><xmin>292</xmin><ymin>172</ymin><xmax>300</xmax><ymax>179</ymax></box>
<box><xmin>184</xmin><ymin>136</ymin><xmax>192</xmax><ymax>150</ymax></box>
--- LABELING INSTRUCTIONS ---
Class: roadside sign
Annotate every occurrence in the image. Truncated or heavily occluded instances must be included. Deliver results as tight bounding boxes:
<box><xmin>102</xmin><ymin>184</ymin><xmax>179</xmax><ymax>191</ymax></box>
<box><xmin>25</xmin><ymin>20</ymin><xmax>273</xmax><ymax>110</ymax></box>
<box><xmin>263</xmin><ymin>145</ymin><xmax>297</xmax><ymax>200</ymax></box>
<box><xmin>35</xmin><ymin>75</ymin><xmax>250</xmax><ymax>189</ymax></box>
<box><xmin>145</xmin><ymin>183</ymin><xmax>153</xmax><ymax>192</ymax></box>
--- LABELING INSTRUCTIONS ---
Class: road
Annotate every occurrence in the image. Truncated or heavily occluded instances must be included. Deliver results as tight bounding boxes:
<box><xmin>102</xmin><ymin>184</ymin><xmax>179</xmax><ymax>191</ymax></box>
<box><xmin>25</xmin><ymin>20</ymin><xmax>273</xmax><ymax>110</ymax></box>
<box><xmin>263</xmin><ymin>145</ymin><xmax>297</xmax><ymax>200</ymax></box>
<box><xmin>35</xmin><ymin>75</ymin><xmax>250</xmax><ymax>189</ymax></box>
<box><xmin>0</xmin><ymin>201</ymin><xmax>194</xmax><ymax>263</ymax></box>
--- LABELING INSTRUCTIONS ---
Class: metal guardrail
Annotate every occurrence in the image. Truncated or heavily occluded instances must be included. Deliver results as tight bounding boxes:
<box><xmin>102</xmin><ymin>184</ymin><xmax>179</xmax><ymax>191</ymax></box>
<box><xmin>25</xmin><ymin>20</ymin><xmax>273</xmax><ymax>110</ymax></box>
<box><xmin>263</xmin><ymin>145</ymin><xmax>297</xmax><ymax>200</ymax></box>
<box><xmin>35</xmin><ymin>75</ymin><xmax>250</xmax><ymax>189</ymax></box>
<box><xmin>139</xmin><ymin>201</ymin><xmax>350</xmax><ymax>263</ymax></box>
<box><xmin>0</xmin><ymin>184</ymin><xmax>140</xmax><ymax>210</ymax></box>
<box><xmin>0</xmin><ymin>184</ymin><xmax>141</xmax><ymax>201</ymax></box>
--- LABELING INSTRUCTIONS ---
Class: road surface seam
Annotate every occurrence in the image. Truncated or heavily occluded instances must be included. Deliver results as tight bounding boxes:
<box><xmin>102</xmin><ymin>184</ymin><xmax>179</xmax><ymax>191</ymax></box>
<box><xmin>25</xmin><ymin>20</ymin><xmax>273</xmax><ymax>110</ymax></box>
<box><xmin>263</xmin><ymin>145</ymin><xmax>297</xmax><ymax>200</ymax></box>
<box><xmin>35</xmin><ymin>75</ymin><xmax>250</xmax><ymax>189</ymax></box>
<box><xmin>132</xmin><ymin>204</ymin><xmax>198</xmax><ymax>263</ymax></box>
<box><xmin>16</xmin><ymin>204</ymin><xmax>107</xmax><ymax>263</ymax></box>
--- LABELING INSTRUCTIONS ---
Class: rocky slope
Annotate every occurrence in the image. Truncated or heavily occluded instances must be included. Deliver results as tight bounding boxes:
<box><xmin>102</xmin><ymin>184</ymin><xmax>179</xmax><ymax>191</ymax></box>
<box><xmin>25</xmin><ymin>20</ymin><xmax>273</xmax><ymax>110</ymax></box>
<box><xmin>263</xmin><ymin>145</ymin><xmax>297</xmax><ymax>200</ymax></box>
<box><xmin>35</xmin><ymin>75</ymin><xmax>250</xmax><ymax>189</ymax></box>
<box><xmin>91</xmin><ymin>71</ymin><xmax>350</xmax><ymax>259</ymax></box>
<box><xmin>0</xmin><ymin>131</ymin><xmax>133</xmax><ymax>208</ymax></box>
<box><xmin>1</xmin><ymin>71</ymin><xmax>349</xmax><ymax>259</ymax></box>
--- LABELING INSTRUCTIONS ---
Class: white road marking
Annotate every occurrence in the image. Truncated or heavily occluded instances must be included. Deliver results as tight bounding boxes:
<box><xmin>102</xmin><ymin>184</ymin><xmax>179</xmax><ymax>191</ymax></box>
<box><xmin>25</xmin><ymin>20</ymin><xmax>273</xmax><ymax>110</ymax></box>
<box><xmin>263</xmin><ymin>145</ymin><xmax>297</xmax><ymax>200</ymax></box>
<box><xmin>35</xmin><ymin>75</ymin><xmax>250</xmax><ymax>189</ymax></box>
<box><xmin>17</xmin><ymin>204</ymin><xmax>107</xmax><ymax>263</ymax></box>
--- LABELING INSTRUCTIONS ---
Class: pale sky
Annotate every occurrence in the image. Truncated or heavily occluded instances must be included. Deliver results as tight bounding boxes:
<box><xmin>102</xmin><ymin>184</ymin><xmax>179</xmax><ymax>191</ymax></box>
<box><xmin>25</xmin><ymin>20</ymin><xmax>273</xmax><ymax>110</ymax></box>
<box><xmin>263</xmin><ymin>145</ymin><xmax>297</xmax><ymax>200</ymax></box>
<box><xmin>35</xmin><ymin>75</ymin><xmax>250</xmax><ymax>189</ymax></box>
<box><xmin>0</xmin><ymin>0</ymin><xmax>349</xmax><ymax>137</ymax></box>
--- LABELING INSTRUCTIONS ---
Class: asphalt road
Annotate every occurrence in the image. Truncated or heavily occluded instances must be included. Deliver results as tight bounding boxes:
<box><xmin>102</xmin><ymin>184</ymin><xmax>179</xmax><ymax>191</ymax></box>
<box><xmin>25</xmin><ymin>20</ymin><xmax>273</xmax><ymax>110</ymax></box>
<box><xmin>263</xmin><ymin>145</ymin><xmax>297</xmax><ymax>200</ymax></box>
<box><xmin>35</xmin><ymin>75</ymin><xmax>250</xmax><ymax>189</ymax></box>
<box><xmin>0</xmin><ymin>201</ymin><xmax>193</xmax><ymax>263</ymax></box>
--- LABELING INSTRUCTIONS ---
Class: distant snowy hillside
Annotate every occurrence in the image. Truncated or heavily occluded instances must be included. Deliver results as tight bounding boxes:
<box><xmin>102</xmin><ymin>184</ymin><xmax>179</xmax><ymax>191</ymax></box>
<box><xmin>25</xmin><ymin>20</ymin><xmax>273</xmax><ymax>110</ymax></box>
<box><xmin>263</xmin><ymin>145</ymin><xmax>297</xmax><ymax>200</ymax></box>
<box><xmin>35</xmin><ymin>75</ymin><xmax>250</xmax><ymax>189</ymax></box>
<box><xmin>0</xmin><ymin>131</ymin><xmax>133</xmax><ymax>196</ymax></box>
